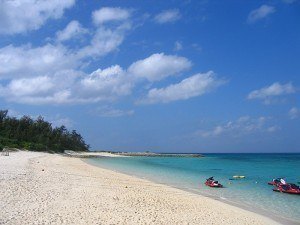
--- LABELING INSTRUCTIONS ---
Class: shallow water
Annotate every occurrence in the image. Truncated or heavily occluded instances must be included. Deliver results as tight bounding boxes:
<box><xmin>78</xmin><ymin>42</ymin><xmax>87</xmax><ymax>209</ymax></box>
<box><xmin>87</xmin><ymin>154</ymin><xmax>300</xmax><ymax>223</ymax></box>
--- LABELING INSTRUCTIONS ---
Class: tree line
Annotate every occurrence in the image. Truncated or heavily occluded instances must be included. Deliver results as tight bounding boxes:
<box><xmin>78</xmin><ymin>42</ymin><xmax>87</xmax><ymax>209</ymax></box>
<box><xmin>0</xmin><ymin>110</ymin><xmax>89</xmax><ymax>152</ymax></box>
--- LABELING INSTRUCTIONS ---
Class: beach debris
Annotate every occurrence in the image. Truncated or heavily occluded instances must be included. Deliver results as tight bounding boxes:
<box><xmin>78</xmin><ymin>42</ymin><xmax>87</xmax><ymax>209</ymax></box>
<box><xmin>42</xmin><ymin>169</ymin><xmax>44</xmax><ymax>171</ymax></box>
<box><xmin>113</xmin><ymin>196</ymin><xmax>119</xmax><ymax>200</ymax></box>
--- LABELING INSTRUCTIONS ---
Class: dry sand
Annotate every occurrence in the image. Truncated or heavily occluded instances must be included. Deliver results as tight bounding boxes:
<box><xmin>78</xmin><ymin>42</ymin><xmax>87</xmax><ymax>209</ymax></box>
<box><xmin>0</xmin><ymin>151</ymin><xmax>280</xmax><ymax>225</ymax></box>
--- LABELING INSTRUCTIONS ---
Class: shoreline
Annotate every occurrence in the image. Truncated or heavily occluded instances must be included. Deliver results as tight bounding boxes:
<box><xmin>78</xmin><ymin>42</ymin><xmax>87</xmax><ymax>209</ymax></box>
<box><xmin>63</xmin><ymin>150</ymin><xmax>203</xmax><ymax>158</ymax></box>
<box><xmin>84</xmin><ymin>158</ymin><xmax>299</xmax><ymax>225</ymax></box>
<box><xmin>0</xmin><ymin>151</ymin><xmax>285</xmax><ymax>224</ymax></box>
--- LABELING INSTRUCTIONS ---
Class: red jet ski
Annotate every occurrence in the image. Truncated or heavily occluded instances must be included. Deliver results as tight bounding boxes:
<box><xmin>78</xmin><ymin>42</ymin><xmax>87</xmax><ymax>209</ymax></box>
<box><xmin>268</xmin><ymin>178</ymin><xmax>285</xmax><ymax>186</ymax></box>
<box><xmin>205</xmin><ymin>177</ymin><xmax>223</xmax><ymax>188</ymax></box>
<box><xmin>273</xmin><ymin>183</ymin><xmax>300</xmax><ymax>195</ymax></box>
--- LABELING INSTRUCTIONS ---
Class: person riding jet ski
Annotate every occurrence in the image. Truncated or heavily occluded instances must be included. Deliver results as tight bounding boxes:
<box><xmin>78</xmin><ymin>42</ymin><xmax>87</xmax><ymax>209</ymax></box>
<box><xmin>268</xmin><ymin>178</ymin><xmax>286</xmax><ymax>186</ymax></box>
<box><xmin>205</xmin><ymin>177</ymin><xmax>223</xmax><ymax>188</ymax></box>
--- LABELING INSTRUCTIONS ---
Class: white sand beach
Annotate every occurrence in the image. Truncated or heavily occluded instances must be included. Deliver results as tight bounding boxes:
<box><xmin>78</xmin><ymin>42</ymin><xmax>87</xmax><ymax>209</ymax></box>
<box><xmin>0</xmin><ymin>151</ymin><xmax>280</xmax><ymax>225</ymax></box>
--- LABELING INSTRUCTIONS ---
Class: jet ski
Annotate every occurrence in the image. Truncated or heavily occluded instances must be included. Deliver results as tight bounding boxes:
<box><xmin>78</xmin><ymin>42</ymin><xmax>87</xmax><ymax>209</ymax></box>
<box><xmin>273</xmin><ymin>183</ymin><xmax>300</xmax><ymax>195</ymax></box>
<box><xmin>268</xmin><ymin>178</ymin><xmax>286</xmax><ymax>186</ymax></box>
<box><xmin>205</xmin><ymin>177</ymin><xmax>223</xmax><ymax>188</ymax></box>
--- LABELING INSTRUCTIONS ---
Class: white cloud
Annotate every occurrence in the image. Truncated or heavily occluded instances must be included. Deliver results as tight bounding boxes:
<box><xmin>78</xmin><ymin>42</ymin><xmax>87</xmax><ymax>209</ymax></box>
<box><xmin>247</xmin><ymin>5</ymin><xmax>276</xmax><ymax>23</ymax></box>
<box><xmin>196</xmin><ymin>116</ymin><xmax>278</xmax><ymax>138</ymax></box>
<box><xmin>289</xmin><ymin>107</ymin><xmax>300</xmax><ymax>119</ymax></box>
<box><xmin>56</xmin><ymin>20</ymin><xmax>88</xmax><ymax>42</ymax></box>
<box><xmin>0</xmin><ymin>65</ymin><xmax>136</xmax><ymax>105</ymax></box>
<box><xmin>139</xmin><ymin>71</ymin><xmax>225</xmax><ymax>104</ymax></box>
<box><xmin>191</xmin><ymin>43</ymin><xmax>202</xmax><ymax>52</ymax></box>
<box><xmin>0</xmin><ymin>65</ymin><xmax>133</xmax><ymax>105</ymax></box>
<box><xmin>0</xmin><ymin>48</ymin><xmax>222</xmax><ymax>106</ymax></box>
<box><xmin>0</xmin><ymin>0</ymin><xmax>75</xmax><ymax>35</ymax></box>
<box><xmin>199</xmin><ymin>126</ymin><xmax>224</xmax><ymax>137</ymax></box>
<box><xmin>0</xmin><ymin>70</ymin><xmax>81</xmax><ymax>104</ymax></box>
<box><xmin>76</xmin><ymin>7</ymin><xmax>132</xmax><ymax>59</ymax></box>
<box><xmin>154</xmin><ymin>9</ymin><xmax>181</xmax><ymax>24</ymax></box>
<box><xmin>6</xmin><ymin>109</ymin><xmax>73</xmax><ymax>128</ymax></box>
<box><xmin>92</xmin><ymin>7</ymin><xmax>131</xmax><ymax>25</ymax></box>
<box><xmin>7</xmin><ymin>109</ymin><xmax>23</xmax><ymax>118</ymax></box>
<box><xmin>49</xmin><ymin>115</ymin><xmax>73</xmax><ymax>128</ymax></box>
<box><xmin>92</xmin><ymin>106</ymin><xmax>134</xmax><ymax>117</ymax></box>
<box><xmin>267</xmin><ymin>125</ymin><xmax>280</xmax><ymax>132</ymax></box>
<box><xmin>247</xmin><ymin>82</ymin><xmax>296</xmax><ymax>103</ymax></box>
<box><xmin>77</xmin><ymin>26</ymin><xmax>128</xmax><ymax>59</ymax></box>
<box><xmin>128</xmin><ymin>53</ymin><xmax>192</xmax><ymax>82</ymax></box>
<box><xmin>78</xmin><ymin>65</ymin><xmax>134</xmax><ymax>102</ymax></box>
<box><xmin>174</xmin><ymin>41</ymin><xmax>183</xmax><ymax>51</ymax></box>
<box><xmin>0</xmin><ymin>7</ymin><xmax>132</xmax><ymax>80</ymax></box>
<box><xmin>0</xmin><ymin>44</ymin><xmax>77</xmax><ymax>79</ymax></box>
<box><xmin>5</xmin><ymin>76</ymin><xmax>54</xmax><ymax>97</ymax></box>
<box><xmin>0</xmin><ymin>5</ymin><xmax>136</xmax><ymax>105</ymax></box>
<box><xmin>1</xmin><ymin>52</ymin><xmax>191</xmax><ymax>105</ymax></box>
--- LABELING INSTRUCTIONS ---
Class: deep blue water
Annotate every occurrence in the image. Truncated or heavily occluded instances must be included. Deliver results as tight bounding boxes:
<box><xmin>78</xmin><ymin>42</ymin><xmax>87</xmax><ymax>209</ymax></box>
<box><xmin>87</xmin><ymin>154</ymin><xmax>300</xmax><ymax>223</ymax></box>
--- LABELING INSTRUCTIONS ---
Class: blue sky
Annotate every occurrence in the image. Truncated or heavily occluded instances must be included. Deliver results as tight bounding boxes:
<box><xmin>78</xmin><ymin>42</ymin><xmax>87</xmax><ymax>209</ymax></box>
<box><xmin>0</xmin><ymin>0</ymin><xmax>299</xmax><ymax>153</ymax></box>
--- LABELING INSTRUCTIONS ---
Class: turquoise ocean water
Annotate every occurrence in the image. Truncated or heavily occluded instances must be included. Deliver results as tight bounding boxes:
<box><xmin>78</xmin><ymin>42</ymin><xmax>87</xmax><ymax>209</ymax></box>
<box><xmin>87</xmin><ymin>154</ymin><xmax>300</xmax><ymax>223</ymax></box>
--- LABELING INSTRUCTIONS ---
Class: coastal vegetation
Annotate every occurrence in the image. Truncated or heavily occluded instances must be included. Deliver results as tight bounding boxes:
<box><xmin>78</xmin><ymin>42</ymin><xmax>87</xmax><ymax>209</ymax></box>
<box><xmin>0</xmin><ymin>110</ymin><xmax>89</xmax><ymax>152</ymax></box>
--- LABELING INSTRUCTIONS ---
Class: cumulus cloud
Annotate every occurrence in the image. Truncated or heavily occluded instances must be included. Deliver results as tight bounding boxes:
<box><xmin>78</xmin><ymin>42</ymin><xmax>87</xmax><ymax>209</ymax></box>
<box><xmin>154</xmin><ymin>9</ymin><xmax>181</xmax><ymax>24</ymax></box>
<box><xmin>4</xmin><ymin>76</ymin><xmax>54</xmax><ymax>97</ymax></box>
<box><xmin>267</xmin><ymin>125</ymin><xmax>280</xmax><ymax>132</ymax></box>
<box><xmin>76</xmin><ymin>7</ymin><xmax>132</xmax><ymax>59</ymax></box>
<box><xmin>78</xmin><ymin>65</ymin><xmax>134</xmax><ymax>102</ymax></box>
<box><xmin>247</xmin><ymin>82</ymin><xmax>296</xmax><ymax>104</ymax></box>
<box><xmin>92</xmin><ymin>7</ymin><xmax>131</xmax><ymax>25</ymax></box>
<box><xmin>56</xmin><ymin>20</ymin><xmax>88</xmax><ymax>42</ymax></box>
<box><xmin>0</xmin><ymin>70</ymin><xmax>81</xmax><ymax>104</ymax></box>
<box><xmin>0</xmin><ymin>47</ymin><xmax>222</xmax><ymax>105</ymax></box>
<box><xmin>6</xmin><ymin>109</ymin><xmax>73</xmax><ymax>128</ymax></box>
<box><xmin>289</xmin><ymin>107</ymin><xmax>300</xmax><ymax>119</ymax></box>
<box><xmin>1</xmin><ymin>52</ymin><xmax>189</xmax><ymax>104</ymax></box>
<box><xmin>196</xmin><ymin>116</ymin><xmax>278</xmax><ymax>138</ymax></box>
<box><xmin>91</xmin><ymin>106</ymin><xmax>134</xmax><ymax>117</ymax></box>
<box><xmin>0</xmin><ymin>5</ymin><xmax>137</xmax><ymax>105</ymax></box>
<box><xmin>77</xmin><ymin>26</ymin><xmax>128</xmax><ymax>59</ymax></box>
<box><xmin>0</xmin><ymin>6</ymin><xmax>132</xmax><ymax>80</ymax></box>
<box><xmin>0</xmin><ymin>65</ymin><xmax>134</xmax><ymax>105</ymax></box>
<box><xmin>49</xmin><ymin>115</ymin><xmax>74</xmax><ymax>128</ymax></box>
<box><xmin>247</xmin><ymin>5</ymin><xmax>276</xmax><ymax>23</ymax></box>
<box><xmin>128</xmin><ymin>53</ymin><xmax>191</xmax><ymax>82</ymax></box>
<box><xmin>139</xmin><ymin>71</ymin><xmax>225</xmax><ymax>104</ymax></box>
<box><xmin>174</xmin><ymin>41</ymin><xmax>183</xmax><ymax>51</ymax></box>
<box><xmin>0</xmin><ymin>0</ymin><xmax>75</xmax><ymax>35</ymax></box>
<box><xmin>0</xmin><ymin>44</ymin><xmax>77</xmax><ymax>79</ymax></box>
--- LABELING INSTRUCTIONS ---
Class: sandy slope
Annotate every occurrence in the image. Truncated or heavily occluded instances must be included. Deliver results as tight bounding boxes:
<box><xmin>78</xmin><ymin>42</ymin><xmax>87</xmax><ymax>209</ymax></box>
<box><xmin>0</xmin><ymin>151</ymin><xmax>280</xmax><ymax>225</ymax></box>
